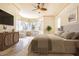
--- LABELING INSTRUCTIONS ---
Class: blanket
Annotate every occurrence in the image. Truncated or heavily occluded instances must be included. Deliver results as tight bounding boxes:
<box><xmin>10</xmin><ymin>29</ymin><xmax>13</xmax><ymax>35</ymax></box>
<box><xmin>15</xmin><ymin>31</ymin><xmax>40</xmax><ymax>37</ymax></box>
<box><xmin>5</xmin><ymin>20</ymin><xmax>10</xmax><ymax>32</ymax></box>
<box><xmin>31</xmin><ymin>35</ymin><xmax>52</xmax><ymax>54</ymax></box>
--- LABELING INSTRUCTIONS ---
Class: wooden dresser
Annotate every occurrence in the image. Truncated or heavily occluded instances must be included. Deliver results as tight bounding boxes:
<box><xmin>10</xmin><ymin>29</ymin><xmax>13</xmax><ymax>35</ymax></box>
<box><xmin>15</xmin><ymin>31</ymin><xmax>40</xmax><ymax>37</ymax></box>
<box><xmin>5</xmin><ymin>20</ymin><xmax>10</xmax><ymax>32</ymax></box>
<box><xmin>0</xmin><ymin>32</ymin><xmax>19</xmax><ymax>51</ymax></box>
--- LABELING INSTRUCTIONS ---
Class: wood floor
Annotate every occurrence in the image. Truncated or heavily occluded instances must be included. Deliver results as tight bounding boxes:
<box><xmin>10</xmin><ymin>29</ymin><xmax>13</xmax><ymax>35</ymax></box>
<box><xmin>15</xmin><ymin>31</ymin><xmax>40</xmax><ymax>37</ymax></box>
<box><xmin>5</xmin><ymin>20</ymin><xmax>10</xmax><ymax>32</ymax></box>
<box><xmin>0</xmin><ymin>37</ymin><xmax>34</xmax><ymax>56</ymax></box>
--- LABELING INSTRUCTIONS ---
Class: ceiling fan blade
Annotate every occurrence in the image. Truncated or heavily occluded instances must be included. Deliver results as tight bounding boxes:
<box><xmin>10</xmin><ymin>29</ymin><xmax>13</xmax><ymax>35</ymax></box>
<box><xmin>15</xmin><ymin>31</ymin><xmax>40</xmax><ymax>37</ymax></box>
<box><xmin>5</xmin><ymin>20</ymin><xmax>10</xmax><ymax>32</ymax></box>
<box><xmin>41</xmin><ymin>3</ymin><xmax>47</xmax><ymax>11</ymax></box>
<box><xmin>41</xmin><ymin>3</ymin><xmax>44</xmax><ymax>6</ymax></box>
<box><xmin>41</xmin><ymin>8</ymin><xmax>47</xmax><ymax>11</ymax></box>
<box><xmin>32</xmin><ymin>4</ymin><xmax>37</xmax><ymax>8</ymax></box>
<box><xmin>32</xmin><ymin>9</ymin><xmax>38</xmax><ymax>11</ymax></box>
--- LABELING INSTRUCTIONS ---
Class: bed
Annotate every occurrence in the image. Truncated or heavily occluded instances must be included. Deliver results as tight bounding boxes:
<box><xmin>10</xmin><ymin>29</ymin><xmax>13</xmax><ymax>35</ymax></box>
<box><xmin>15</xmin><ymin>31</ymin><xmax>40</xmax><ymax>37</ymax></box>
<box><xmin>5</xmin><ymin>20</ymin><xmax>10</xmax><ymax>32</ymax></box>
<box><xmin>28</xmin><ymin>23</ymin><xmax>79</xmax><ymax>56</ymax></box>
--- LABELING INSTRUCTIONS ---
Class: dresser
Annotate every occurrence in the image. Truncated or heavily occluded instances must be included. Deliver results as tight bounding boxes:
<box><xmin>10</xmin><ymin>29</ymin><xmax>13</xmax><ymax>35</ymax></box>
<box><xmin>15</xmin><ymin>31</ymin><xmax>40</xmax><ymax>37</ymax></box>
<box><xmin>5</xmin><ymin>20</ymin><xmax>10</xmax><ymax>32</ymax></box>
<box><xmin>0</xmin><ymin>32</ymin><xmax>19</xmax><ymax>51</ymax></box>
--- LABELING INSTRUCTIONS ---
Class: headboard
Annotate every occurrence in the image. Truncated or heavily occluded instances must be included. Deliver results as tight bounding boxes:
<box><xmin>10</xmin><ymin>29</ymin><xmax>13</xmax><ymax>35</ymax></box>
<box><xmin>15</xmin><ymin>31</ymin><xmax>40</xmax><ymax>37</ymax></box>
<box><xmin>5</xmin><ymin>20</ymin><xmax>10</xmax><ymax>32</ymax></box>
<box><xmin>63</xmin><ymin>22</ymin><xmax>79</xmax><ymax>32</ymax></box>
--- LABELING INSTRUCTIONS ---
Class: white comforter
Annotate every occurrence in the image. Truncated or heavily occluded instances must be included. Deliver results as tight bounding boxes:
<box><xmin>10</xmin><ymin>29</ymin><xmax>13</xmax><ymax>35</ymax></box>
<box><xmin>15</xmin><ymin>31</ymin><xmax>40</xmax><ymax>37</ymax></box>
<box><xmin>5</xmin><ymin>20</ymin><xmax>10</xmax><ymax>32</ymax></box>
<box><xmin>28</xmin><ymin>34</ymin><xmax>79</xmax><ymax>55</ymax></box>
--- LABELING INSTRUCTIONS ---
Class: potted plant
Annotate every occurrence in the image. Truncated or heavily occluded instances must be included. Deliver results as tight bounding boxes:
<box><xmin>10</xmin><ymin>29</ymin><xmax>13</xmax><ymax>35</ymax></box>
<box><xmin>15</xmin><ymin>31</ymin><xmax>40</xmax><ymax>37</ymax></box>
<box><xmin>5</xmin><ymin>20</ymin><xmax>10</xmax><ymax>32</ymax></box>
<box><xmin>46</xmin><ymin>25</ymin><xmax>52</xmax><ymax>32</ymax></box>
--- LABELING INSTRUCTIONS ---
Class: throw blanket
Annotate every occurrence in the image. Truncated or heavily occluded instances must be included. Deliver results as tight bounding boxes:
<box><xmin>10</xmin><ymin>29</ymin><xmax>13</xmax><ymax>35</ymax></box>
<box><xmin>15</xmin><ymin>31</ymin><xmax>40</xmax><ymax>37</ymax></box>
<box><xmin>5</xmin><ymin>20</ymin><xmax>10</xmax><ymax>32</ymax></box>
<box><xmin>31</xmin><ymin>35</ymin><xmax>52</xmax><ymax>54</ymax></box>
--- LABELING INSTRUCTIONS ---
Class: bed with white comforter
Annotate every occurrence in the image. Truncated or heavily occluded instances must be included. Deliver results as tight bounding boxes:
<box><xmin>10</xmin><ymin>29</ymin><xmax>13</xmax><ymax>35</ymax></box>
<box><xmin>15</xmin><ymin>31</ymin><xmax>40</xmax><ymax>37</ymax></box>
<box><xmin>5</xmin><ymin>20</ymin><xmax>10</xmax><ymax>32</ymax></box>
<box><xmin>28</xmin><ymin>34</ymin><xmax>79</xmax><ymax>56</ymax></box>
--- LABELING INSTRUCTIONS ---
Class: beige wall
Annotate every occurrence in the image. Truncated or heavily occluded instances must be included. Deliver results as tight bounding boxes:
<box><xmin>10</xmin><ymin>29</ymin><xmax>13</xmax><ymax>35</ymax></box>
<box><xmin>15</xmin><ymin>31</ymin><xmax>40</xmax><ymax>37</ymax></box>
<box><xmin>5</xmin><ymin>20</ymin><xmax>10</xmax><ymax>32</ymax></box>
<box><xmin>43</xmin><ymin>16</ymin><xmax>55</xmax><ymax>34</ymax></box>
<box><xmin>0</xmin><ymin>3</ymin><xmax>31</xmax><ymax>32</ymax></box>
<box><xmin>0</xmin><ymin>3</ymin><xmax>20</xmax><ymax>32</ymax></box>
<box><xmin>55</xmin><ymin>4</ymin><xmax>79</xmax><ymax>33</ymax></box>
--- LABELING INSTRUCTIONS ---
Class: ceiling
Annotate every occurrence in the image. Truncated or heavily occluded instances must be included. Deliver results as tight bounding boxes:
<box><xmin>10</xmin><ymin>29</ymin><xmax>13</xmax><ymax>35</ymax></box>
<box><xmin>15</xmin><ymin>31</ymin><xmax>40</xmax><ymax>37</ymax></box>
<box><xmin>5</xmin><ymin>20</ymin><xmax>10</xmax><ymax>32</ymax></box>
<box><xmin>13</xmin><ymin>3</ymin><xmax>69</xmax><ymax>18</ymax></box>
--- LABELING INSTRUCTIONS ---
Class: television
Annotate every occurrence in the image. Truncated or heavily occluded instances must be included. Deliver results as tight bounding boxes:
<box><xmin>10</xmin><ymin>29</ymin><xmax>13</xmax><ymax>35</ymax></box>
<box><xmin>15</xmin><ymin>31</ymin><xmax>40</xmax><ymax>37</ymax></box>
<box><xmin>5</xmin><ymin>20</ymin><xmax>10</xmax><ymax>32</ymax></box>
<box><xmin>0</xmin><ymin>9</ymin><xmax>14</xmax><ymax>26</ymax></box>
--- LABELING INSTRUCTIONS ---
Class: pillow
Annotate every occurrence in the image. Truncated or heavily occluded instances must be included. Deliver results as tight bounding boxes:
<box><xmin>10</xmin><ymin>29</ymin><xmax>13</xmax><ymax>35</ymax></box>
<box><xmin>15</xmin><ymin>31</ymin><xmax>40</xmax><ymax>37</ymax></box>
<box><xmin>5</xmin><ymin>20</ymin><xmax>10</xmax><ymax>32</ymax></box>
<box><xmin>60</xmin><ymin>32</ymin><xmax>75</xmax><ymax>39</ymax></box>
<box><xmin>54</xmin><ymin>31</ymin><xmax>64</xmax><ymax>37</ymax></box>
<box><xmin>72</xmin><ymin>32</ymin><xmax>79</xmax><ymax>40</ymax></box>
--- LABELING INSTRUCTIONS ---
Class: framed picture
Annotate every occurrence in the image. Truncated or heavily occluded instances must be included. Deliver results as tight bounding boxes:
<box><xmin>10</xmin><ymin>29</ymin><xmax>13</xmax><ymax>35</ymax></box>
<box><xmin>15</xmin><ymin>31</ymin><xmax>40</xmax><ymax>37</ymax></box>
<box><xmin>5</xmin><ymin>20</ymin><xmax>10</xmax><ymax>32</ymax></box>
<box><xmin>68</xmin><ymin>13</ymin><xmax>76</xmax><ymax>22</ymax></box>
<box><xmin>68</xmin><ymin>6</ymin><xmax>77</xmax><ymax>23</ymax></box>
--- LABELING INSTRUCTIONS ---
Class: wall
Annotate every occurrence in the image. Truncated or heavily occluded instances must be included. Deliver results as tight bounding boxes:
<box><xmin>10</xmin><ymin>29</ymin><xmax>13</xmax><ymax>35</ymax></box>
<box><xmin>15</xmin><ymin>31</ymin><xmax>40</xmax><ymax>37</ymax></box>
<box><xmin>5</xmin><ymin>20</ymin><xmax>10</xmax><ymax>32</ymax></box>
<box><xmin>55</xmin><ymin>4</ymin><xmax>79</xmax><ymax>33</ymax></box>
<box><xmin>0</xmin><ymin>3</ymin><xmax>20</xmax><ymax>32</ymax></box>
<box><xmin>43</xmin><ymin>16</ymin><xmax>55</xmax><ymax>34</ymax></box>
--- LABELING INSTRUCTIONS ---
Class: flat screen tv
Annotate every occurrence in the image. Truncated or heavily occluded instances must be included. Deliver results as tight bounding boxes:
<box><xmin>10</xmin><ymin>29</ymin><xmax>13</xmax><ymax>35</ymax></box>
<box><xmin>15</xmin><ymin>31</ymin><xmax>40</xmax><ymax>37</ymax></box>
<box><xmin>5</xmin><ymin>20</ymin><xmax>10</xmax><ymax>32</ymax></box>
<box><xmin>0</xmin><ymin>9</ymin><xmax>14</xmax><ymax>26</ymax></box>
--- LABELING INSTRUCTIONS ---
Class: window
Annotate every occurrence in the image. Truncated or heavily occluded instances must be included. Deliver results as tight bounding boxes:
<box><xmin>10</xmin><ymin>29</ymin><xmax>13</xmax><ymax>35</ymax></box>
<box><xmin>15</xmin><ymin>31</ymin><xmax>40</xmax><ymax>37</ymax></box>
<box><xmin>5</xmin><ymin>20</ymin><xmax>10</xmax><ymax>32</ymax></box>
<box><xmin>16</xmin><ymin>20</ymin><xmax>23</xmax><ymax>31</ymax></box>
<box><xmin>57</xmin><ymin>17</ymin><xmax>61</xmax><ymax>28</ymax></box>
<box><xmin>15</xmin><ymin>18</ymin><xmax>44</xmax><ymax>35</ymax></box>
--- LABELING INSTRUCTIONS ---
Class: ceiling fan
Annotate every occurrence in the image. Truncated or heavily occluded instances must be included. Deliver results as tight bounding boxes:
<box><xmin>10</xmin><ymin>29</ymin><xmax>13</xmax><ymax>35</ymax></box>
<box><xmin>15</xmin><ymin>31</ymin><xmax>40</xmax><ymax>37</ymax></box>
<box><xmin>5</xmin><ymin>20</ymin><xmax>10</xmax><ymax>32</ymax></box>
<box><xmin>32</xmin><ymin>3</ymin><xmax>47</xmax><ymax>12</ymax></box>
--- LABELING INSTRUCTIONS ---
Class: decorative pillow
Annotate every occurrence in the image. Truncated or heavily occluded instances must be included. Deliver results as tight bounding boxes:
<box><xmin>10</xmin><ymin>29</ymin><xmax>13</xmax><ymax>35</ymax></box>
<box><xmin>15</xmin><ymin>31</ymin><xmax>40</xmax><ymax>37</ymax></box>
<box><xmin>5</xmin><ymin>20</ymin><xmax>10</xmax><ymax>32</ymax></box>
<box><xmin>72</xmin><ymin>32</ymin><xmax>79</xmax><ymax>40</ymax></box>
<box><xmin>60</xmin><ymin>32</ymin><xmax>75</xmax><ymax>39</ymax></box>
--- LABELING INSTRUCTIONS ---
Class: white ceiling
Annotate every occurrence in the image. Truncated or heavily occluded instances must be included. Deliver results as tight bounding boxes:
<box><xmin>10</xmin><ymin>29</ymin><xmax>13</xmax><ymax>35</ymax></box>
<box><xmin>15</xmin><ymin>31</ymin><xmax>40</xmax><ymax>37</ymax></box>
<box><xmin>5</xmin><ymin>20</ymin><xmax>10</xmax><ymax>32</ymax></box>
<box><xmin>14</xmin><ymin>3</ymin><xmax>69</xmax><ymax>18</ymax></box>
